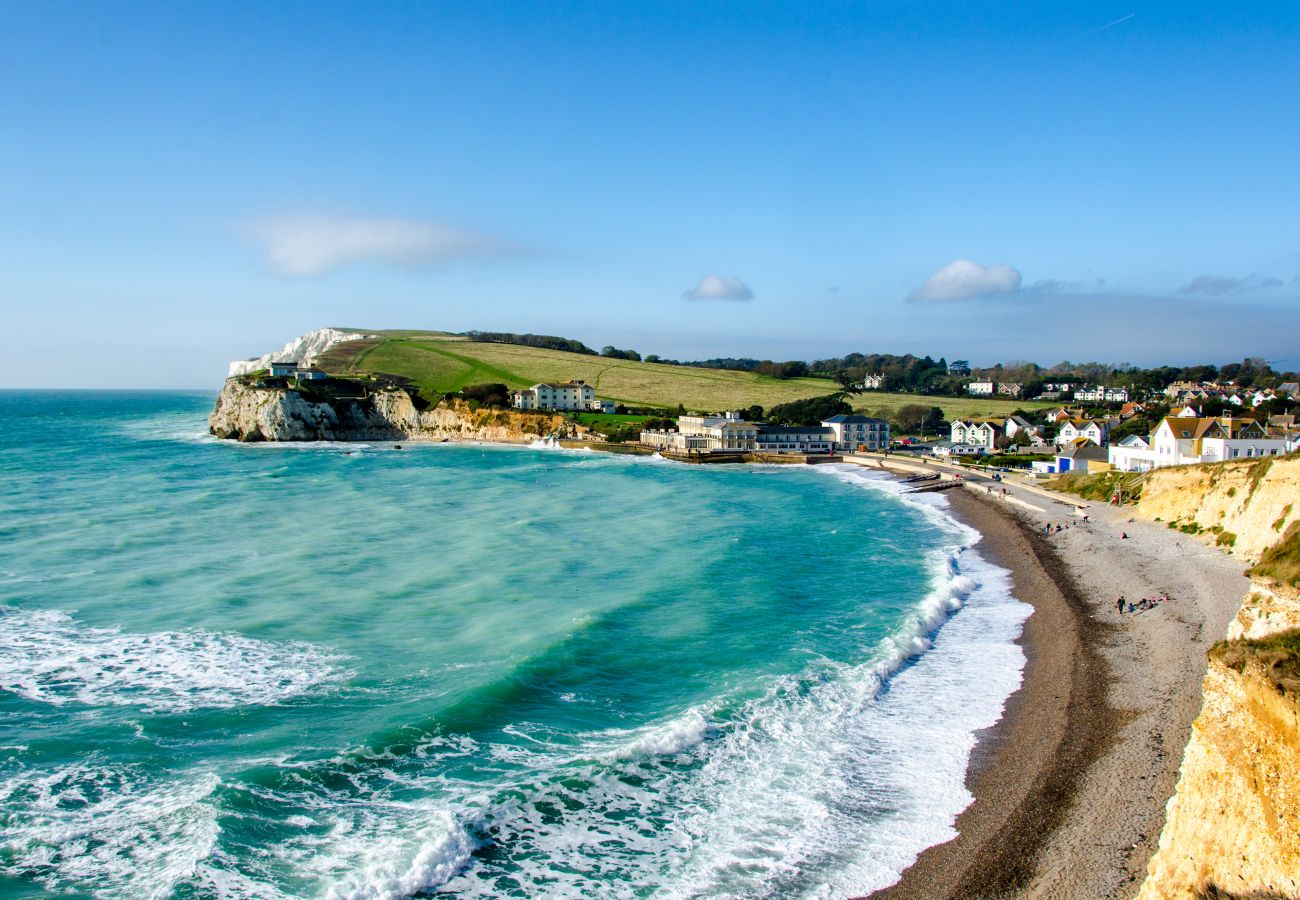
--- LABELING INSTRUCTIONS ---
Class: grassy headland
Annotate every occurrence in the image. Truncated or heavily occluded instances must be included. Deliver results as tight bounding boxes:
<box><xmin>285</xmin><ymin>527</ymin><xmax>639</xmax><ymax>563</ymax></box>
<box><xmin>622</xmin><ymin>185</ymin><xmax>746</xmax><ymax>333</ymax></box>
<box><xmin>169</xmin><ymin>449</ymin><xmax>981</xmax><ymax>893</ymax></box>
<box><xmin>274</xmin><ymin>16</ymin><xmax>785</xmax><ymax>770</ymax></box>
<box><xmin>314</xmin><ymin>331</ymin><xmax>1053</xmax><ymax>417</ymax></box>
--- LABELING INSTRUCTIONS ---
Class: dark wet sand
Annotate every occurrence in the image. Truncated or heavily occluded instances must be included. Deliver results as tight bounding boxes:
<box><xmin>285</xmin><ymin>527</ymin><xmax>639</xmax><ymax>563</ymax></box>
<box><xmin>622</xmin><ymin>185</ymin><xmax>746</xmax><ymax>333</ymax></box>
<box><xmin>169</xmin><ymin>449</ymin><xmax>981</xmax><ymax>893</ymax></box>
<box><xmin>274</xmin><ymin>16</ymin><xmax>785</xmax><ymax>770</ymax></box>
<box><xmin>865</xmin><ymin>488</ymin><xmax>1119</xmax><ymax>900</ymax></box>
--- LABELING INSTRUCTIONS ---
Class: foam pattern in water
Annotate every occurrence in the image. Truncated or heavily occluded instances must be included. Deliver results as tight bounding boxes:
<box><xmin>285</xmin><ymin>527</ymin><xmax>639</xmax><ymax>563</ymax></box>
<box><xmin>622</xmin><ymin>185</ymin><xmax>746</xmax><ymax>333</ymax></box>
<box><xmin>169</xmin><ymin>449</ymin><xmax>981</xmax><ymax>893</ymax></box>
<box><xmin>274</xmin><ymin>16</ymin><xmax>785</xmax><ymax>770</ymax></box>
<box><xmin>0</xmin><ymin>607</ymin><xmax>346</xmax><ymax>713</ymax></box>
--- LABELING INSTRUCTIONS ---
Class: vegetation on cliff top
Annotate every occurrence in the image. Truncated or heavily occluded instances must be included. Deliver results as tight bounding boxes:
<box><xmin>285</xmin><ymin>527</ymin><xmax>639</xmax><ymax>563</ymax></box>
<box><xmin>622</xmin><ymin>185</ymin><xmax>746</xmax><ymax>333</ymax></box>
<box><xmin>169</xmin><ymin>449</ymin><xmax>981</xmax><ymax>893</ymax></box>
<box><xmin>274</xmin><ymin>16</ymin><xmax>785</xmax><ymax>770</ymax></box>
<box><xmin>1248</xmin><ymin>521</ymin><xmax>1300</xmax><ymax>589</ymax></box>
<box><xmin>1210</xmin><ymin>628</ymin><xmax>1300</xmax><ymax>697</ymax></box>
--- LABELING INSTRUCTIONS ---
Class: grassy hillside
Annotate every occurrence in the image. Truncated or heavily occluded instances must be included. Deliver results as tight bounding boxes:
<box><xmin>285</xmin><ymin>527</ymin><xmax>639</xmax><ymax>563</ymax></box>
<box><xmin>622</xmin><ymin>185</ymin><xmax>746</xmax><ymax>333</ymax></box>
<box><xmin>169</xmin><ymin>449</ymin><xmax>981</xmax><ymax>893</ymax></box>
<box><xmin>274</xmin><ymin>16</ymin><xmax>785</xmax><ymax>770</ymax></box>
<box><xmin>315</xmin><ymin>330</ymin><xmax>1053</xmax><ymax>417</ymax></box>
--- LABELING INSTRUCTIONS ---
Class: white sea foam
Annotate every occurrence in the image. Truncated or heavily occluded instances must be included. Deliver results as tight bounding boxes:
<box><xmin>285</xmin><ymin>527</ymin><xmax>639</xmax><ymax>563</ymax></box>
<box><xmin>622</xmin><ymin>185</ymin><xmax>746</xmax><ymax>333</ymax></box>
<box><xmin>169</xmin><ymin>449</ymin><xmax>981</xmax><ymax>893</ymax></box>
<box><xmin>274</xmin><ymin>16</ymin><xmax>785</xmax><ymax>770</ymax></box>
<box><xmin>0</xmin><ymin>764</ymin><xmax>221</xmax><ymax>899</ymax></box>
<box><xmin>606</xmin><ymin>707</ymin><xmax>713</xmax><ymax>759</ymax></box>
<box><xmin>430</xmin><ymin>465</ymin><xmax>1029</xmax><ymax>897</ymax></box>
<box><xmin>0</xmin><ymin>607</ymin><xmax>347</xmax><ymax>712</ymax></box>
<box><xmin>311</xmin><ymin>806</ymin><xmax>475</xmax><ymax>900</ymax></box>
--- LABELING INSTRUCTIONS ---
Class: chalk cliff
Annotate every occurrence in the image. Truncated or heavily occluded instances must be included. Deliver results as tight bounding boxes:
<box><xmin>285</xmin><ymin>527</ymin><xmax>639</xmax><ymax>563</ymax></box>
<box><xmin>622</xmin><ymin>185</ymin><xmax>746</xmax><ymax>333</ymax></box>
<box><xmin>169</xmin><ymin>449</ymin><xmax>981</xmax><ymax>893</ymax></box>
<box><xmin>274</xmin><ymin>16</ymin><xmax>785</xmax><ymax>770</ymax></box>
<box><xmin>227</xmin><ymin>328</ymin><xmax>376</xmax><ymax>377</ymax></box>
<box><xmin>208</xmin><ymin>379</ymin><xmax>576</xmax><ymax>444</ymax></box>
<box><xmin>1136</xmin><ymin>456</ymin><xmax>1300</xmax><ymax>899</ymax></box>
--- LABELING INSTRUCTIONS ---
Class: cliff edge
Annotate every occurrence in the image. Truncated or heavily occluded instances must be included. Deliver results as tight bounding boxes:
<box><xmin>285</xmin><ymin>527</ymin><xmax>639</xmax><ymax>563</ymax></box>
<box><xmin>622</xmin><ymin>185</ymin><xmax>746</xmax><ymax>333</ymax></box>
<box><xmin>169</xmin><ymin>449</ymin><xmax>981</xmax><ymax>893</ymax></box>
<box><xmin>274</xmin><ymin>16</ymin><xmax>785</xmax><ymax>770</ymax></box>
<box><xmin>1136</xmin><ymin>456</ymin><xmax>1300</xmax><ymax>899</ymax></box>
<box><xmin>208</xmin><ymin>378</ymin><xmax>575</xmax><ymax>444</ymax></box>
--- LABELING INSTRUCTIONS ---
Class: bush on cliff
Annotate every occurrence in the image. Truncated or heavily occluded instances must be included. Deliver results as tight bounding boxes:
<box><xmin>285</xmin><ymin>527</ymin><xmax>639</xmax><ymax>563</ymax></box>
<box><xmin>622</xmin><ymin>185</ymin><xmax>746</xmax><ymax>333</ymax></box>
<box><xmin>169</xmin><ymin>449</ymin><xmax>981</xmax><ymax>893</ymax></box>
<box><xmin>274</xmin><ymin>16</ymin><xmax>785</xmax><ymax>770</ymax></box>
<box><xmin>1209</xmin><ymin>628</ymin><xmax>1300</xmax><ymax>697</ymax></box>
<box><xmin>1248</xmin><ymin>521</ymin><xmax>1300</xmax><ymax>589</ymax></box>
<box><xmin>443</xmin><ymin>383</ymin><xmax>512</xmax><ymax>410</ymax></box>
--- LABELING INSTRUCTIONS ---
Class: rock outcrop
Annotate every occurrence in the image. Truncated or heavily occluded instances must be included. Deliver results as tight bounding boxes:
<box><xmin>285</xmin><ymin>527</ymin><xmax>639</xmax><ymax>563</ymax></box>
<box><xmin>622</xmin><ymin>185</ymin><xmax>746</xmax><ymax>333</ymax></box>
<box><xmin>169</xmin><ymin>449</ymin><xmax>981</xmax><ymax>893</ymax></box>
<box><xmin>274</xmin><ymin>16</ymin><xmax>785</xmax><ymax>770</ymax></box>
<box><xmin>208</xmin><ymin>379</ymin><xmax>575</xmax><ymax>444</ymax></box>
<box><xmin>1136</xmin><ymin>456</ymin><xmax>1300</xmax><ymax>899</ymax></box>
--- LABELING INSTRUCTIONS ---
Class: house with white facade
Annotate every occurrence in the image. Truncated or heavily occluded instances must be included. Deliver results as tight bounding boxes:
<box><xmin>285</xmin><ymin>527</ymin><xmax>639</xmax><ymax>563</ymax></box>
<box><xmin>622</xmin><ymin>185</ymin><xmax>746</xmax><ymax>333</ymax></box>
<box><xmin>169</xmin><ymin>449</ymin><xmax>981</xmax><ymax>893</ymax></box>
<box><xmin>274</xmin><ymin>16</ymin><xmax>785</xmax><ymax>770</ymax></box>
<box><xmin>967</xmin><ymin>381</ymin><xmax>995</xmax><ymax>396</ymax></box>
<box><xmin>1057</xmin><ymin>418</ymin><xmax>1112</xmax><ymax>447</ymax></box>
<box><xmin>1152</xmin><ymin>416</ymin><xmax>1286</xmax><ymax>466</ymax></box>
<box><xmin>856</xmin><ymin>374</ymin><xmax>885</xmax><ymax>390</ymax></box>
<box><xmin>933</xmin><ymin>441</ymin><xmax>987</xmax><ymax>457</ymax></box>
<box><xmin>823</xmin><ymin>414</ymin><xmax>890</xmax><ymax>451</ymax></box>
<box><xmin>950</xmin><ymin>419</ymin><xmax>1002</xmax><ymax>451</ymax></box>
<box><xmin>1004</xmin><ymin>415</ymin><xmax>1042</xmax><ymax>442</ymax></box>
<box><xmin>1073</xmin><ymin>385</ymin><xmax>1128</xmax><ymax>403</ymax></box>
<box><xmin>1107</xmin><ymin>434</ymin><xmax>1156</xmax><ymax>472</ymax></box>
<box><xmin>1109</xmin><ymin>415</ymin><xmax>1289</xmax><ymax>471</ymax></box>
<box><xmin>512</xmin><ymin>381</ymin><xmax>605</xmax><ymax>412</ymax></box>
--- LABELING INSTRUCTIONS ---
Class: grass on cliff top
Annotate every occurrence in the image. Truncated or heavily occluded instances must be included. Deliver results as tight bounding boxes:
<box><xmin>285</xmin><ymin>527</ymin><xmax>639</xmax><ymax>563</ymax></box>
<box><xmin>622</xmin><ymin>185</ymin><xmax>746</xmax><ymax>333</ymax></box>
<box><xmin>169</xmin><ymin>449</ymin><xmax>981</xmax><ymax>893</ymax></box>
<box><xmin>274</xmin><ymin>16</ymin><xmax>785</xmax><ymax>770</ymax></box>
<box><xmin>1045</xmin><ymin>471</ymin><xmax>1147</xmax><ymax>503</ymax></box>
<box><xmin>1248</xmin><ymin>521</ymin><xmax>1300</xmax><ymax>589</ymax></box>
<box><xmin>1209</xmin><ymin>628</ymin><xmax>1300</xmax><ymax>697</ymax></box>
<box><xmin>314</xmin><ymin>330</ymin><xmax>1053</xmax><ymax>417</ymax></box>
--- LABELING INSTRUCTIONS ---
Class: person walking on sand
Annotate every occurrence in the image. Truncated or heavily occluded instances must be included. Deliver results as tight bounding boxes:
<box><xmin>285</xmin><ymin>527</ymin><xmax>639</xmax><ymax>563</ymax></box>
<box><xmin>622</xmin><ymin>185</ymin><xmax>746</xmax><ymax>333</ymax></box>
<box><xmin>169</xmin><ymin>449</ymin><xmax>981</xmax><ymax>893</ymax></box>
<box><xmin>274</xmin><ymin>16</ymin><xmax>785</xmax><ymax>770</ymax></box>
<box><xmin>1117</xmin><ymin>596</ymin><xmax>1125</xmax><ymax>614</ymax></box>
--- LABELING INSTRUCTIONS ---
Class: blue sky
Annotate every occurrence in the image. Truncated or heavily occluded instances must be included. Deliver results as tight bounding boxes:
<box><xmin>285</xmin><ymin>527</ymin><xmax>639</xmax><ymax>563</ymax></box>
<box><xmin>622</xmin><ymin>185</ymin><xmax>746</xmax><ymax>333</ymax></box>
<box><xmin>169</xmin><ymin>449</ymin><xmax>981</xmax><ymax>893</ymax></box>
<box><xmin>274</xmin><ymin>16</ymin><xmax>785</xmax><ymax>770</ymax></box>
<box><xmin>3</xmin><ymin>1</ymin><xmax>1298</xmax><ymax>387</ymax></box>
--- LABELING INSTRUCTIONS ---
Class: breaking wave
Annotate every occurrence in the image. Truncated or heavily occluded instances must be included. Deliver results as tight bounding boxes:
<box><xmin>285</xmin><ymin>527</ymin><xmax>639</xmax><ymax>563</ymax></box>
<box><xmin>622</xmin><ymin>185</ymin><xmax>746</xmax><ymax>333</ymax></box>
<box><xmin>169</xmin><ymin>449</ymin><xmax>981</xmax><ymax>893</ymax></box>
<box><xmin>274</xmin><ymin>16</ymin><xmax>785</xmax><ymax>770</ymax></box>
<box><xmin>0</xmin><ymin>607</ymin><xmax>347</xmax><ymax>713</ymax></box>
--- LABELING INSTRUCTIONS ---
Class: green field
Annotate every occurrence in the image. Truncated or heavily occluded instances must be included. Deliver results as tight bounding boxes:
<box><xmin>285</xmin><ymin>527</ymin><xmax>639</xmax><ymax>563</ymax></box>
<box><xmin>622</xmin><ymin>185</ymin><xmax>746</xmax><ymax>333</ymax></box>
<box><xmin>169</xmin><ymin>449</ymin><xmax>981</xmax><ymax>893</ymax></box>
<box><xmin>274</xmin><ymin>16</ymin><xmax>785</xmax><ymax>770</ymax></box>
<box><xmin>568</xmin><ymin>412</ymin><xmax>659</xmax><ymax>430</ymax></box>
<box><xmin>315</xmin><ymin>331</ymin><xmax>1055</xmax><ymax>418</ymax></box>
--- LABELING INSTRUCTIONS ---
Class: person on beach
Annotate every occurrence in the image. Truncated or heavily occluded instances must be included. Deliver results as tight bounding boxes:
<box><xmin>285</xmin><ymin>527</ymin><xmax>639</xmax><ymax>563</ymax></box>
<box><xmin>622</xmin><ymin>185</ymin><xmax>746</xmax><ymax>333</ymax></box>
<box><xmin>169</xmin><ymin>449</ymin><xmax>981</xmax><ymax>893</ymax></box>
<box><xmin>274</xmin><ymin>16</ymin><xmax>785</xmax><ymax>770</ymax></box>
<box><xmin>1117</xmin><ymin>596</ymin><xmax>1125</xmax><ymax>614</ymax></box>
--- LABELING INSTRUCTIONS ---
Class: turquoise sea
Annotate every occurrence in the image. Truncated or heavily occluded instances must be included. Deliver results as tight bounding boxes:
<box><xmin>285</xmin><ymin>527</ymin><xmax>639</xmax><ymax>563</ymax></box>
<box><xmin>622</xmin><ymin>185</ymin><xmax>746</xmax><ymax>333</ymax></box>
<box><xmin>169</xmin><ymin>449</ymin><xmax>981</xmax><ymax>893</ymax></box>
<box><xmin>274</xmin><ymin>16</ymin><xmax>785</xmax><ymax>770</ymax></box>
<box><xmin>0</xmin><ymin>392</ymin><xmax>1028</xmax><ymax>899</ymax></box>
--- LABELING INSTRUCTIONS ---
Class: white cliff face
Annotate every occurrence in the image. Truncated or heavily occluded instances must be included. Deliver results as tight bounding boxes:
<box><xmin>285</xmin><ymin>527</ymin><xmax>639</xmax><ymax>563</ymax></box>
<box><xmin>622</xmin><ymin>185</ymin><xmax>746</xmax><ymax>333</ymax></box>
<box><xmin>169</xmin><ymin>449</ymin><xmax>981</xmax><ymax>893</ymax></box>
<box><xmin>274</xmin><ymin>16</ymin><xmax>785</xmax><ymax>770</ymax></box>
<box><xmin>227</xmin><ymin>328</ymin><xmax>376</xmax><ymax>377</ymax></box>
<box><xmin>208</xmin><ymin>380</ymin><xmax>576</xmax><ymax>444</ymax></box>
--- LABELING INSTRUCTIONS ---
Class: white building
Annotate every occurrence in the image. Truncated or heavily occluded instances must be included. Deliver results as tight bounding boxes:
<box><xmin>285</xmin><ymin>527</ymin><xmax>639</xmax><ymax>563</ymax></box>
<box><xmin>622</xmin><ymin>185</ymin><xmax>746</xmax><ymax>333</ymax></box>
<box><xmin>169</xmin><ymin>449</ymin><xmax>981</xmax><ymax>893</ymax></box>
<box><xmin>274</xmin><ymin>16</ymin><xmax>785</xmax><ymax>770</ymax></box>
<box><xmin>268</xmin><ymin>361</ymin><xmax>299</xmax><ymax>377</ymax></box>
<box><xmin>1074</xmin><ymin>385</ymin><xmax>1129</xmax><ymax>403</ymax></box>
<box><xmin>1109</xmin><ymin>416</ymin><xmax>1289</xmax><ymax>471</ymax></box>
<box><xmin>823</xmin><ymin>414</ymin><xmax>890</xmax><ymax>451</ymax></box>
<box><xmin>512</xmin><ymin>381</ymin><xmax>603</xmax><ymax>412</ymax></box>
<box><xmin>1005</xmin><ymin>415</ymin><xmax>1043</xmax><ymax>442</ymax></box>
<box><xmin>754</xmin><ymin>426</ymin><xmax>835</xmax><ymax>454</ymax></box>
<box><xmin>641</xmin><ymin>413</ymin><xmax>863</xmax><ymax>455</ymax></box>
<box><xmin>1107</xmin><ymin>434</ymin><xmax>1156</xmax><ymax>472</ymax></box>
<box><xmin>950</xmin><ymin>419</ymin><xmax>1001</xmax><ymax>451</ymax></box>
<box><xmin>933</xmin><ymin>441</ymin><xmax>986</xmax><ymax>457</ymax></box>
<box><xmin>857</xmin><ymin>374</ymin><xmax>885</xmax><ymax>390</ymax></box>
<box><xmin>967</xmin><ymin>381</ymin><xmax>995</xmax><ymax>396</ymax></box>
<box><xmin>1057</xmin><ymin>418</ymin><xmax>1112</xmax><ymax>447</ymax></box>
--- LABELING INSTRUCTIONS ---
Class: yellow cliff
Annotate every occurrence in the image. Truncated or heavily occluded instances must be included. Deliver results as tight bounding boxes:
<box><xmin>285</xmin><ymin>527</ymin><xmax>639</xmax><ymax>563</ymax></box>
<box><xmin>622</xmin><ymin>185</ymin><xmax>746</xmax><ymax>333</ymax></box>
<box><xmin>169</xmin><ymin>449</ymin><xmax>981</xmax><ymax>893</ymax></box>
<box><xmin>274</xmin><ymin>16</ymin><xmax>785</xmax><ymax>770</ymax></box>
<box><xmin>1136</xmin><ymin>456</ymin><xmax>1300</xmax><ymax>899</ymax></box>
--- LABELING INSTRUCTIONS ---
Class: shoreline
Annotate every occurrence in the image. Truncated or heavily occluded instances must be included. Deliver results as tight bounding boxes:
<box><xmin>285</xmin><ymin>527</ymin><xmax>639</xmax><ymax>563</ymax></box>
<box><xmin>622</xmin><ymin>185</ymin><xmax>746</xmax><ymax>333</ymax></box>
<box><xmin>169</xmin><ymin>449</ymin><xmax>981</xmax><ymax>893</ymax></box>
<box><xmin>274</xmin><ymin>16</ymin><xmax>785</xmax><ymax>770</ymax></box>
<box><xmin>866</xmin><ymin>487</ymin><xmax>1118</xmax><ymax>899</ymax></box>
<box><xmin>867</xmin><ymin>477</ymin><xmax>1249</xmax><ymax>898</ymax></box>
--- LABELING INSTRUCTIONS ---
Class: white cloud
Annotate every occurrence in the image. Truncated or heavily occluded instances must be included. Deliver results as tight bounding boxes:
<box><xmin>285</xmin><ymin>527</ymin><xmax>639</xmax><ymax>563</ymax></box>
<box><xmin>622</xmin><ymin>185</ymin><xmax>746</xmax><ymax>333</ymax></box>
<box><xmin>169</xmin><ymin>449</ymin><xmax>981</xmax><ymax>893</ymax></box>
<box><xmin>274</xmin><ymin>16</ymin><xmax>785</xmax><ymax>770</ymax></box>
<box><xmin>908</xmin><ymin>259</ymin><xmax>1022</xmax><ymax>302</ymax></box>
<box><xmin>683</xmin><ymin>274</ymin><xmax>754</xmax><ymax>301</ymax></box>
<box><xmin>252</xmin><ymin>214</ymin><xmax>514</xmax><ymax>276</ymax></box>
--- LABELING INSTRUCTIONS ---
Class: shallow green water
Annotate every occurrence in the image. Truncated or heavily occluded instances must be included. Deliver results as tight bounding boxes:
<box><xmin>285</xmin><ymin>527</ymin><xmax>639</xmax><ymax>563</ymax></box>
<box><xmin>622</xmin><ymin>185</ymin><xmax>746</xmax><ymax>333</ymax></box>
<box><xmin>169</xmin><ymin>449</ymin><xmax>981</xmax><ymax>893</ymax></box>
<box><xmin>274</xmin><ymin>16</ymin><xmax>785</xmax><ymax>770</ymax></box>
<box><xmin>0</xmin><ymin>392</ymin><xmax>1027</xmax><ymax>899</ymax></box>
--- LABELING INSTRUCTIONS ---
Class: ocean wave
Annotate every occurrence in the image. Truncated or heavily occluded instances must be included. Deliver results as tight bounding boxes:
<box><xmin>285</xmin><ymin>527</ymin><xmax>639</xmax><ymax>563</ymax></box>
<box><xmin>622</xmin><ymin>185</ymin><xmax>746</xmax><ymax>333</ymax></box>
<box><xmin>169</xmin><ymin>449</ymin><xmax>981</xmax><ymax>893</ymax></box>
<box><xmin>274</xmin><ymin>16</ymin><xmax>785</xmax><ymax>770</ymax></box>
<box><xmin>0</xmin><ymin>607</ymin><xmax>347</xmax><ymax>712</ymax></box>
<box><xmin>0</xmin><ymin>763</ymin><xmax>222</xmax><ymax>899</ymax></box>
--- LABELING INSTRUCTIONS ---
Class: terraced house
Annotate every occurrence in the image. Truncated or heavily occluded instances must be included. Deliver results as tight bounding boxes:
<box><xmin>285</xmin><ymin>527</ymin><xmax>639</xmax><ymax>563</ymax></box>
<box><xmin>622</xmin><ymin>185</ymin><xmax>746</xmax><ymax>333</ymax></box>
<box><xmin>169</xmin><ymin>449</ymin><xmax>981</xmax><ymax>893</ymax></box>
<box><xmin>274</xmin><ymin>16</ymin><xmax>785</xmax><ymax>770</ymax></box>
<box><xmin>949</xmin><ymin>419</ymin><xmax>1002</xmax><ymax>451</ymax></box>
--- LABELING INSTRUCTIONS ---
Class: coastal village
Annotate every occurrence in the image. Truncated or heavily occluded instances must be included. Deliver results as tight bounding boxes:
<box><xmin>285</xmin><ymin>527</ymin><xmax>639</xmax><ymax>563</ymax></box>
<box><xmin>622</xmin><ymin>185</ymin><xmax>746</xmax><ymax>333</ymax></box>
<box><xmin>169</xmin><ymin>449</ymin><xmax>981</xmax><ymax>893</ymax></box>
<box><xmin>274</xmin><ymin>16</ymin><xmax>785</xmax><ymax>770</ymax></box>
<box><xmin>245</xmin><ymin>355</ymin><xmax>1300</xmax><ymax>476</ymax></box>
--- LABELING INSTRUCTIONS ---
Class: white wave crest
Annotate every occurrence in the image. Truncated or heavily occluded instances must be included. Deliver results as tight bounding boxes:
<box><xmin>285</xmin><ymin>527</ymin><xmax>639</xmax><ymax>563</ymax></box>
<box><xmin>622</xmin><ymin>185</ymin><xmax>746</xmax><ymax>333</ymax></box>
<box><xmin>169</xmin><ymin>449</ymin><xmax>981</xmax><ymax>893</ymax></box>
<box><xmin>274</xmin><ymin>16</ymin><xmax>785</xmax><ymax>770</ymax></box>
<box><xmin>0</xmin><ymin>764</ymin><xmax>221</xmax><ymax>899</ymax></box>
<box><xmin>291</xmin><ymin>804</ymin><xmax>474</xmax><ymax>900</ymax></box>
<box><xmin>0</xmin><ymin>607</ymin><xmax>346</xmax><ymax>712</ymax></box>
<box><xmin>607</xmin><ymin>708</ymin><xmax>712</xmax><ymax>760</ymax></box>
